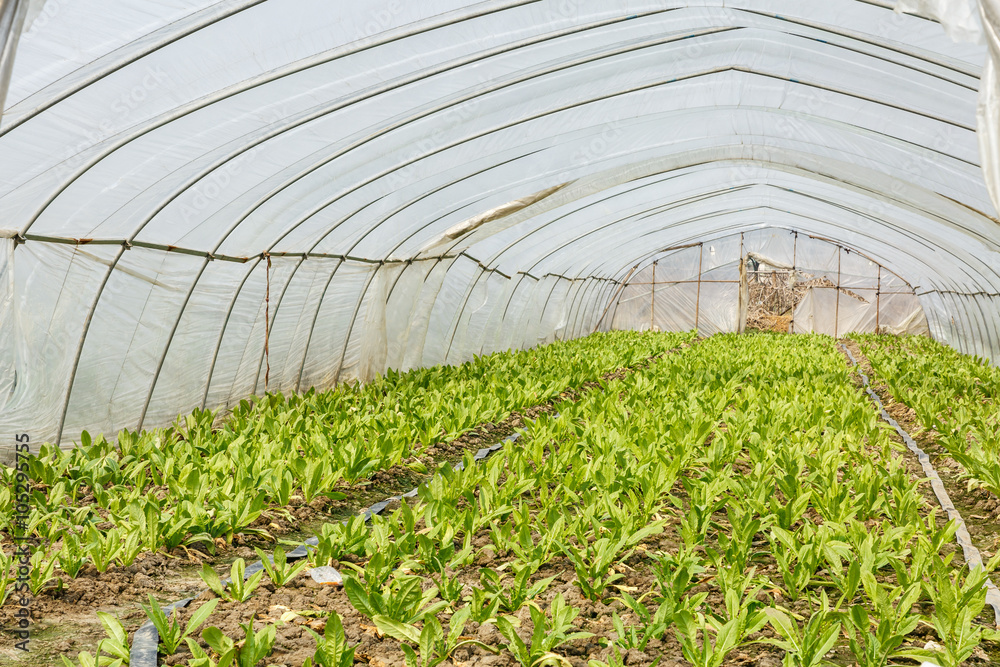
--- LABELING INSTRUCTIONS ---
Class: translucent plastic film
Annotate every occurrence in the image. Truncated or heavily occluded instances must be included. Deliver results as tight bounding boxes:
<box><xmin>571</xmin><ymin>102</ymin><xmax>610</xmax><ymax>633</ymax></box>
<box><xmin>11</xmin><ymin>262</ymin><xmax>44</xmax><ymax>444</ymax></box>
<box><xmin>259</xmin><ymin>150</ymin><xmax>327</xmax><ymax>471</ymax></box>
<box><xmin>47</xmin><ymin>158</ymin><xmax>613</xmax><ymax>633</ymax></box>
<box><xmin>613</xmin><ymin>230</ymin><xmax>929</xmax><ymax>338</ymax></box>
<box><xmin>2</xmin><ymin>1</ymin><xmax>1000</xmax><ymax>455</ymax></box>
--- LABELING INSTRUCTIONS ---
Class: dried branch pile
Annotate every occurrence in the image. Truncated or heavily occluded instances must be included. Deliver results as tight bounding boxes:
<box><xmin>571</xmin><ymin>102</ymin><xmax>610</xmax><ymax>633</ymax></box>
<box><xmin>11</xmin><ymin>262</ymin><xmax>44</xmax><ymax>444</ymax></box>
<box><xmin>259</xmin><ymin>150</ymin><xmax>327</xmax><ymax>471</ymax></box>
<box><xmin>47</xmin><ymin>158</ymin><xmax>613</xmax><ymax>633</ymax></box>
<box><xmin>745</xmin><ymin>270</ymin><xmax>871</xmax><ymax>333</ymax></box>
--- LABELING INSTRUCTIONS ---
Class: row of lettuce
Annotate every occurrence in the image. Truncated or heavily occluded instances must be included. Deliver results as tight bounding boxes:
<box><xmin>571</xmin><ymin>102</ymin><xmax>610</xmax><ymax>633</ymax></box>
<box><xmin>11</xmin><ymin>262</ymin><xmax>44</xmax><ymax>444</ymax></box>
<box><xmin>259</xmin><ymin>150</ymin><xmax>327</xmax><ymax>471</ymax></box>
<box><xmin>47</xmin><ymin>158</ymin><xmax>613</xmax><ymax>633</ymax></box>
<box><xmin>0</xmin><ymin>330</ymin><xmax>694</xmax><ymax>601</ymax></box>
<box><xmin>77</xmin><ymin>333</ymin><xmax>1000</xmax><ymax>667</ymax></box>
<box><xmin>851</xmin><ymin>334</ymin><xmax>1000</xmax><ymax>501</ymax></box>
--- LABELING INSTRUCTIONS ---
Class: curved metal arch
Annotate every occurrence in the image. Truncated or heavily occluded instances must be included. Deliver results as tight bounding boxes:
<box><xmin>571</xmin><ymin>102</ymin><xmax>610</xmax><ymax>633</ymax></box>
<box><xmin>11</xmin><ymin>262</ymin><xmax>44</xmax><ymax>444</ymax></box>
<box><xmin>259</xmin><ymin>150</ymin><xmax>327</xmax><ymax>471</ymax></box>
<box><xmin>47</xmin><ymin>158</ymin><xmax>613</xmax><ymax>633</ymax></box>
<box><xmin>22</xmin><ymin>2</ymin><xmax>1000</xmax><ymax>443</ymax></box>
<box><xmin>204</xmin><ymin>148</ymin><xmax>534</xmax><ymax>403</ymax></box>
<box><xmin>200</xmin><ymin>256</ymin><xmax>263</xmax><ymax>410</ymax></box>
<box><xmin>88</xmin><ymin>12</ymin><xmax>697</xmax><ymax>257</ymax></box>
<box><xmin>20</xmin><ymin>8</ymin><xmax>982</xmax><ymax>394</ymax></box>
<box><xmin>465</xmin><ymin>161</ymin><xmax>1000</xmax><ymax>286</ymax></box>
<box><xmin>472</xmin><ymin>196</ymin><xmax>986</xmax><ymax>341</ymax></box>
<box><xmin>425</xmin><ymin>159</ymin><xmax>971</xmax><ymax>359</ymax></box>
<box><xmin>219</xmin><ymin>54</ymin><xmax>991</xmax><ymax>407</ymax></box>
<box><xmin>325</xmin><ymin>106</ymin><xmax>983</xmax><ymax>269</ymax></box>
<box><xmin>64</xmin><ymin>12</ymin><xmax>982</xmax><ymax>260</ymax></box>
<box><xmin>52</xmin><ymin>50</ymin><xmax>549</xmax><ymax>432</ymax></box>
<box><xmin>11</xmin><ymin>7</ymin><xmax>968</xmax><ymax>329</ymax></box>
<box><xmin>0</xmin><ymin>0</ymin><xmax>271</xmax><ymax>137</ymax></box>
<box><xmin>23</xmin><ymin>8</ymin><xmax>978</xmax><ymax>253</ymax></box>
<box><xmin>12</xmin><ymin>0</ymin><xmax>560</xmax><ymax>238</ymax></box>
<box><xmin>216</xmin><ymin>31</ymin><xmax>747</xmax><ymax>256</ymax></box>
<box><xmin>54</xmin><ymin>245</ymin><xmax>126</xmax><ymax>445</ymax></box>
<box><xmin>564</xmin><ymin>278</ymin><xmax>602</xmax><ymax>339</ymax></box>
<box><xmin>136</xmin><ymin>255</ymin><xmax>211</xmax><ymax>430</ymax></box>
<box><xmin>16</xmin><ymin>2</ymin><xmax>688</xmax><ymax>240</ymax></box>
<box><xmin>292</xmin><ymin>257</ymin><xmax>345</xmax><ymax>393</ymax></box>
<box><xmin>255</xmin><ymin>66</ymin><xmax>979</xmax><ymax>289</ymax></box>
<box><xmin>561</xmin><ymin>277</ymin><xmax>614</xmax><ymax>339</ymax></box>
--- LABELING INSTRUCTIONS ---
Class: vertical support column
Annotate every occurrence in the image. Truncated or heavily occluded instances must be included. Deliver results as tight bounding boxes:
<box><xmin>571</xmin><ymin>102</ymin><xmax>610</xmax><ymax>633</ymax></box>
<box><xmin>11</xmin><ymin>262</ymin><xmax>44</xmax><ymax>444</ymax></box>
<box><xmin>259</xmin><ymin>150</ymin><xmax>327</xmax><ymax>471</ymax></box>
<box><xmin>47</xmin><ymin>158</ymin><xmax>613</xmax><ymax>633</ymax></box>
<box><xmin>264</xmin><ymin>252</ymin><xmax>272</xmax><ymax>393</ymax></box>
<box><xmin>790</xmin><ymin>231</ymin><xmax>798</xmax><ymax>333</ymax></box>
<box><xmin>695</xmin><ymin>243</ymin><xmax>704</xmax><ymax>331</ymax></box>
<box><xmin>834</xmin><ymin>246</ymin><xmax>841</xmax><ymax>339</ymax></box>
<box><xmin>738</xmin><ymin>233</ymin><xmax>746</xmax><ymax>334</ymax></box>
<box><xmin>876</xmin><ymin>265</ymin><xmax>881</xmax><ymax>333</ymax></box>
<box><xmin>594</xmin><ymin>263</ymin><xmax>638</xmax><ymax>333</ymax></box>
<box><xmin>650</xmin><ymin>261</ymin><xmax>656</xmax><ymax>331</ymax></box>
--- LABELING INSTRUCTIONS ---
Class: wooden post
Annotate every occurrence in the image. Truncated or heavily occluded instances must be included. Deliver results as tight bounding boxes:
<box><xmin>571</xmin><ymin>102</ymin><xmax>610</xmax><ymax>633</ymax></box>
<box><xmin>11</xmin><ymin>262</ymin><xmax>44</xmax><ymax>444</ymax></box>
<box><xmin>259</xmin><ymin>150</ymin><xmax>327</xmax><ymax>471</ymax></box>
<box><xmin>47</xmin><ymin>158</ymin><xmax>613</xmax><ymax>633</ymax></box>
<box><xmin>695</xmin><ymin>243</ymin><xmax>704</xmax><ymax>331</ymax></box>
<box><xmin>790</xmin><ymin>232</ymin><xmax>797</xmax><ymax>333</ymax></box>
<box><xmin>876</xmin><ymin>265</ymin><xmax>881</xmax><ymax>333</ymax></box>
<box><xmin>834</xmin><ymin>246</ymin><xmax>841</xmax><ymax>339</ymax></box>
<box><xmin>264</xmin><ymin>252</ymin><xmax>271</xmax><ymax>392</ymax></box>
<box><xmin>739</xmin><ymin>233</ymin><xmax>745</xmax><ymax>334</ymax></box>
<box><xmin>650</xmin><ymin>261</ymin><xmax>656</xmax><ymax>331</ymax></box>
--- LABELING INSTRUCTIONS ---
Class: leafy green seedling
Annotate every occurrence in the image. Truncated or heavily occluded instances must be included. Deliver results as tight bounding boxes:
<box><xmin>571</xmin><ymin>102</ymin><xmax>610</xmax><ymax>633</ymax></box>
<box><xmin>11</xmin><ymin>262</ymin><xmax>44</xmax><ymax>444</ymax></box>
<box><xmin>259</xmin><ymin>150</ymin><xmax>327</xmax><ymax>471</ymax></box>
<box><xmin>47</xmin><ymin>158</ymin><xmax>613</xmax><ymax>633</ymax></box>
<box><xmin>344</xmin><ymin>573</ymin><xmax>446</xmax><ymax>624</ymax></box>
<box><xmin>94</xmin><ymin>612</ymin><xmax>131</xmax><ymax>664</ymax></box>
<box><xmin>375</xmin><ymin>606</ymin><xmax>498</xmax><ymax>667</ymax></box>
<box><xmin>497</xmin><ymin>593</ymin><xmax>594</xmax><ymax>667</ymax></box>
<box><xmin>200</xmin><ymin>559</ymin><xmax>264</xmax><ymax>602</ymax></box>
<box><xmin>304</xmin><ymin>611</ymin><xmax>354</xmax><ymax>667</ymax></box>
<box><xmin>758</xmin><ymin>605</ymin><xmax>840</xmax><ymax>667</ymax></box>
<box><xmin>28</xmin><ymin>549</ymin><xmax>59</xmax><ymax>596</ymax></box>
<box><xmin>141</xmin><ymin>595</ymin><xmax>218</xmax><ymax>655</ymax></box>
<box><xmin>465</xmin><ymin>587</ymin><xmax>501</xmax><ymax>624</ymax></box>
<box><xmin>896</xmin><ymin>559</ymin><xmax>1000</xmax><ymax>667</ymax></box>
<box><xmin>480</xmin><ymin>561</ymin><xmax>556</xmax><ymax>613</ymax></box>
<box><xmin>197</xmin><ymin>626</ymin><xmax>237</xmax><ymax>667</ymax></box>
<box><xmin>58</xmin><ymin>532</ymin><xmax>88</xmax><ymax>579</ymax></box>
<box><xmin>235</xmin><ymin>619</ymin><xmax>276</xmax><ymax>667</ymax></box>
<box><xmin>255</xmin><ymin>545</ymin><xmax>308</xmax><ymax>587</ymax></box>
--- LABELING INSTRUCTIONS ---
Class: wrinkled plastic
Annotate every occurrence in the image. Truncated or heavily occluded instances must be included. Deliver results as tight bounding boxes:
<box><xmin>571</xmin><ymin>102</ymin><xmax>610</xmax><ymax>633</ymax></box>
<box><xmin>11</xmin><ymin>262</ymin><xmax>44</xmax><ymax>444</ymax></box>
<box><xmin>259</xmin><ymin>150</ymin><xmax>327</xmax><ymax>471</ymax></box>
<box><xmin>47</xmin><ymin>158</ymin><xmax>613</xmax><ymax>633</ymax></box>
<box><xmin>1</xmin><ymin>1</ymin><xmax>999</xmax><ymax>454</ymax></box>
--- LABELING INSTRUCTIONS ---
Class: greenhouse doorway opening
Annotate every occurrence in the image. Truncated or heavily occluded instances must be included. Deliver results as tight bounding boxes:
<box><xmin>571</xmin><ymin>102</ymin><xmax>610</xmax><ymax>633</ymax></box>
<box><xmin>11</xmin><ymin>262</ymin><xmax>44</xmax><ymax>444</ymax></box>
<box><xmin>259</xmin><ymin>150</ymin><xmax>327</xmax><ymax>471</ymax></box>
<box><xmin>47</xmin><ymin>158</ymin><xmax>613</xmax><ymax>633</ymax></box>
<box><xmin>743</xmin><ymin>256</ymin><xmax>798</xmax><ymax>333</ymax></box>
<box><xmin>606</xmin><ymin>229</ymin><xmax>930</xmax><ymax>337</ymax></box>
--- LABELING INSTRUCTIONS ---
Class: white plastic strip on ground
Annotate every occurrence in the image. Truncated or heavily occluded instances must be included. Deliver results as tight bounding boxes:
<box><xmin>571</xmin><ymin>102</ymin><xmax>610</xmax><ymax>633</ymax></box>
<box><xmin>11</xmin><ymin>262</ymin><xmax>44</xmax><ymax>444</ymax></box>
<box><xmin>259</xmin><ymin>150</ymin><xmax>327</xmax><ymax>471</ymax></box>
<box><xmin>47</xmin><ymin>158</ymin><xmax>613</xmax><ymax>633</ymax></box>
<box><xmin>840</xmin><ymin>343</ymin><xmax>1000</xmax><ymax>628</ymax></box>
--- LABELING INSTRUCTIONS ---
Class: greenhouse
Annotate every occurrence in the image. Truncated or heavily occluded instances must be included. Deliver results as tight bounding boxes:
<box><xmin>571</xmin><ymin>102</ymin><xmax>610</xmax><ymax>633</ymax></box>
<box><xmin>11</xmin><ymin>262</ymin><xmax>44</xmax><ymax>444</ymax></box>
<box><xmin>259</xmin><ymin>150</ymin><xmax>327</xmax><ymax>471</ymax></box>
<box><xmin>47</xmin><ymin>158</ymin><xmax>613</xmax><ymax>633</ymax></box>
<box><xmin>4</xmin><ymin>1</ymin><xmax>1000</xmax><ymax>666</ymax></box>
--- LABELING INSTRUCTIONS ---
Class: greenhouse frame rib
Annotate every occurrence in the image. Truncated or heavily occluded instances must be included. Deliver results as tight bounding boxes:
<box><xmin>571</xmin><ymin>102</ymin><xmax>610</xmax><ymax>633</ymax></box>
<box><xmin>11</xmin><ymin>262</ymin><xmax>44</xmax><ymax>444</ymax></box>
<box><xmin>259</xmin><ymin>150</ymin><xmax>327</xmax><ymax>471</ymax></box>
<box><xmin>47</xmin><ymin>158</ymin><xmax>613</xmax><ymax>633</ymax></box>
<box><xmin>2</xmin><ymin>1</ymin><xmax>1000</xmax><ymax>449</ymax></box>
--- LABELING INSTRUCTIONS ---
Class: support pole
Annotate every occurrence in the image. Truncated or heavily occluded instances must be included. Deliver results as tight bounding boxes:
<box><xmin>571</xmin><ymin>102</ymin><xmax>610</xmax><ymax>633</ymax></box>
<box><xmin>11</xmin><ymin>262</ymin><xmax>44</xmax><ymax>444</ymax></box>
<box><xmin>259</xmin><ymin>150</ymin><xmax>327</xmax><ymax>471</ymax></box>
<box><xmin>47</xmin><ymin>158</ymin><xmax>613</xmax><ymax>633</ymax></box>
<box><xmin>738</xmin><ymin>233</ymin><xmax>746</xmax><ymax>334</ymax></box>
<box><xmin>834</xmin><ymin>246</ymin><xmax>841</xmax><ymax>339</ymax></box>
<box><xmin>790</xmin><ymin>231</ymin><xmax>798</xmax><ymax>333</ymax></box>
<box><xmin>876</xmin><ymin>265</ymin><xmax>881</xmax><ymax>333</ymax></box>
<box><xmin>695</xmin><ymin>243</ymin><xmax>704</xmax><ymax>331</ymax></box>
<box><xmin>264</xmin><ymin>252</ymin><xmax>272</xmax><ymax>392</ymax></box>
<box><xmin>650</xmin><ymin>261</ymin><xmax>656</xmax><ymax>331</ymax></box>
<box><xmin>594</xmin><ymin>263</ymin><xmax>638</xmax><ymax>333</ymax></box>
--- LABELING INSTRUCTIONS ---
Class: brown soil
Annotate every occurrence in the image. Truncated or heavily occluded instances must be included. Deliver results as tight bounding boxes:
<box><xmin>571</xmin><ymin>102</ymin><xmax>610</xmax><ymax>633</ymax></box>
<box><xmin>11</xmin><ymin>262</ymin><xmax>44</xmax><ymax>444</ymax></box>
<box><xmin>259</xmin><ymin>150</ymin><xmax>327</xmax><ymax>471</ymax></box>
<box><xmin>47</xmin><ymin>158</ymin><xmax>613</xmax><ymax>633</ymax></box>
<box><xmin>155</xmin><ymin>516</ymin><xmax>791</xmax><ymax>667</ymax></box>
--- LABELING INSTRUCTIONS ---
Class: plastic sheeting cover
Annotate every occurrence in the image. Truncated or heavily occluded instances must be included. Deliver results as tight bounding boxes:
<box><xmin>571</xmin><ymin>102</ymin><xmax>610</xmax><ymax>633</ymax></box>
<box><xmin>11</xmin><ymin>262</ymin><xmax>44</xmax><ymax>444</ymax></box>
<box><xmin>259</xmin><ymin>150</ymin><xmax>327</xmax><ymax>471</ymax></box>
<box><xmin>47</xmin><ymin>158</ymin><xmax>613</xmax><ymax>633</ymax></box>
<box><xmin>2</xmin><ymin>1</ymin><xmax>1000</xmax><ymax>453</ymax></box>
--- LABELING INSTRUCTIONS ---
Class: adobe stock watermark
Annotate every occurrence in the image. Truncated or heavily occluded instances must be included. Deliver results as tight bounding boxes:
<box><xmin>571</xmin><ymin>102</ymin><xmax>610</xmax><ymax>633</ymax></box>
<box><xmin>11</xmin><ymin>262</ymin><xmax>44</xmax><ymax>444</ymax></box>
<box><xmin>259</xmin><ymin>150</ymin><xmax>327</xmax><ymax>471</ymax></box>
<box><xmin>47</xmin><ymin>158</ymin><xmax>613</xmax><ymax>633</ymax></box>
<box><xmin>557</xmin><ymin>119</ymin><xmax>627</xmax><ymax>183</ymax></box>
<box><xmin>10</xmin><ymin>433</ymin><xmax>32</xmax><ymax>652</ymax></box>
<box><xmin>18</xmin><ymin>0</ymin><xmax>60</xmax><ymax>43</ymax></box>
<box><xmin>54</xmin><ymin>64</ymin><xmax>174</xmax><ymax>180</ymax></box>
<box><xmin>352</xmin><ymin>0</ymin><xmax>404</xmax><ymax>46</ymax></box>
<box><xmin>176</xmin><ymin>104</ymin><xmax>290</xmax><ymax>224</ymax></box>
<box><xmin>382</xmin><ymin>72</ymin><xmax>493</xmax><ymax>193</ymax></box>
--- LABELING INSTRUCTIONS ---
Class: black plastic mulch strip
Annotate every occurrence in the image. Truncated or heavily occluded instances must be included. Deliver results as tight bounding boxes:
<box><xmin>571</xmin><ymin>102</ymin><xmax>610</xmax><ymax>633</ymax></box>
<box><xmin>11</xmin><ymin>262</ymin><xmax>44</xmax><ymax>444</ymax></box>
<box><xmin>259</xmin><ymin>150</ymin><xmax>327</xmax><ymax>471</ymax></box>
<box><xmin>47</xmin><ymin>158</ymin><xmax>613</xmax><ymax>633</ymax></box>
<box><xmin>129</xmin><ymin>597</ymin><xmax>193</xmax><ymax>664</ymax></box>
<box><xmin>841</xmin><ymin>343</ymin><xmax>1000</xmax><ymax>627</ymax></box>
<box><xmin>128</xmin><ymin>431</ymin><xmax>521</xmax><ymax>665</ymax></box>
